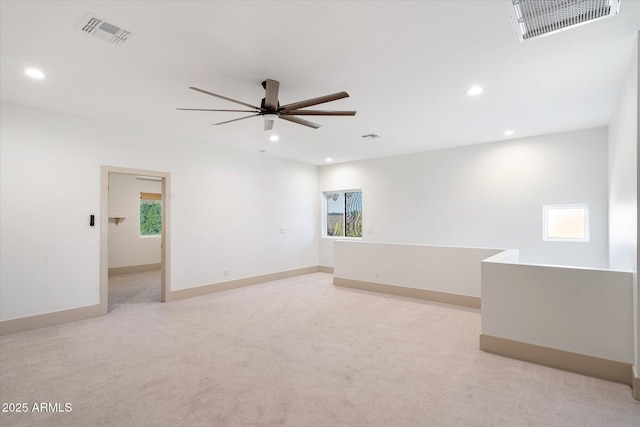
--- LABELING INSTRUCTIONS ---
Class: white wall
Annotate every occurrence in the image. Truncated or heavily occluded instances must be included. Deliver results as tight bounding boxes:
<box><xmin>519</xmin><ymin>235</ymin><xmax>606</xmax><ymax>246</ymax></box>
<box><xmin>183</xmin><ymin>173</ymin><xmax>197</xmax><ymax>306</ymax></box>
<box><xmin>609</xmin><ymin>38</ymin><xmax>638</xmax><ymax>272</ymax></box>
<box><xmin>319</xmin><ymin>128</ymin><xmax>609</xmax><ymax>269</ymax></box>
<box><xmin>608</xmin><ymin>36</ymin><xmax>639</xmax><ymax>369</ymax></box>
<box><xmin>108</xmin><ymin>174</ymin><xmax>162</xmax><ymax>269</ymax></box>
<box><xmin>0</xmin><ymin>102</ymin><xmax>319</xmax><ymax>321</ymax></box>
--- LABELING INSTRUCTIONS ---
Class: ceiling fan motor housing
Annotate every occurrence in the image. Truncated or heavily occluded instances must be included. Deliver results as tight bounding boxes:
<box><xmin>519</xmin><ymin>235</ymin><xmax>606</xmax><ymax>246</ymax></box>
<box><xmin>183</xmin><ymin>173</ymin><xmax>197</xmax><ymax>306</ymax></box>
<box><xmin>260</xmin><ymin>97</ymin><xmax>280</xmax><ymax>114</ymax></box>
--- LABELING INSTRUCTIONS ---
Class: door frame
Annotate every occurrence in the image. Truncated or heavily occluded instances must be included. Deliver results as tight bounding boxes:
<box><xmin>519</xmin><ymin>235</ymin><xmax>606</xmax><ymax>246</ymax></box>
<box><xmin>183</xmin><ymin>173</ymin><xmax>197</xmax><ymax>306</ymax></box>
<box><xmin>100</xmin><ymin>165</ymin><xmax>171</xmax><ymax>313</ymax></box>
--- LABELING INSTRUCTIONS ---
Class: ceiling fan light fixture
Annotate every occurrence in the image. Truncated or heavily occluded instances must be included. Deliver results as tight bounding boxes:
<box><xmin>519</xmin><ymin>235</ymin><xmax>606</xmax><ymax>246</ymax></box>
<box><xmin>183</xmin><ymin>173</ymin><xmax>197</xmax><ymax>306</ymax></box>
<box><xmin>263</xmin><ymin>113</ymin><xmax>279</xmax><ymax>121</ymax></box>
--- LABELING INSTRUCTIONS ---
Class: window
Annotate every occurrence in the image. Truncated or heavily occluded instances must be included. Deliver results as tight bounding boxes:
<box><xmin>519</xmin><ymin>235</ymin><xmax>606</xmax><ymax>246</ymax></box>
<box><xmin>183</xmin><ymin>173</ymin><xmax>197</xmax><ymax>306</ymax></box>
<box><xmin>140</xmin><ymin>192</ymin><xmax>162</xmax><ymax>237</ymax></box>
<box><xmin>543</xmin><ymin>204</ymin><xmax>589</xmax><ymax>242</ymax></box>
<box><xmin>324</xmin><ymin>190</ymin><xmax>362</xmax><ymax>238</ymax></box>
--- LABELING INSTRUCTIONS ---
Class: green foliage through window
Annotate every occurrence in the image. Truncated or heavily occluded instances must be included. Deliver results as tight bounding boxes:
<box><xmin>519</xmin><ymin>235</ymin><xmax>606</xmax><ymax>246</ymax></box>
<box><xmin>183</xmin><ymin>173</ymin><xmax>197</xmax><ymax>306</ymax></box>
<box><xmin>140</xmin><ymin>200</ymin><xmax>162</xmax><ymax>236</ymax></box>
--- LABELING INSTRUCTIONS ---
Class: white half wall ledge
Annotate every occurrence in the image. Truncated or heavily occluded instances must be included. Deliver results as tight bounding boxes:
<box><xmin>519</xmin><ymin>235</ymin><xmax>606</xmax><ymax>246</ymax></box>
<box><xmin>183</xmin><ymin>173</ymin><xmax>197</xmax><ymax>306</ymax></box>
<box><xmin>481</xmin><ymin>257</ymin><xmax>634</xmax><ymax>364</ymax></box>
<box><xmin>333</xmin><ymin>240</ymin><xmax>508</xmax><ymax>300</ymax></box>
<box><xmin>332</xmin><ymin>240</ymin><xmax>636</xmax><ymax>393</ymax></box>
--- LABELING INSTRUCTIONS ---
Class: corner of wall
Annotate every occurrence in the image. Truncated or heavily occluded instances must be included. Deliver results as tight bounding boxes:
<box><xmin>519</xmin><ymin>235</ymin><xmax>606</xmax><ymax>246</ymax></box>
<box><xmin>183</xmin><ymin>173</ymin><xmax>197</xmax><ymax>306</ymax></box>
<box><xmin>633</xmin><ymin>365</ymin><xmax>640</xmax><ymax>400</ymax></box>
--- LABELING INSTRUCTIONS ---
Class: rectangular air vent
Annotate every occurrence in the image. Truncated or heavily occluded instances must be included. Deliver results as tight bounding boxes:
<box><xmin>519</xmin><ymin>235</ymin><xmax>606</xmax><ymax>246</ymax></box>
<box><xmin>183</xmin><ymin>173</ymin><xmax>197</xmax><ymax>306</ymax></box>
<box><xmin>504</xmin><ymin>0</ymin><xmax>621</xmax><ymax>43</ymax></box>
<box><xmin>78</xmin><ymin>14</ymin><xmax>132</xmax><ymax>45</ymax></box>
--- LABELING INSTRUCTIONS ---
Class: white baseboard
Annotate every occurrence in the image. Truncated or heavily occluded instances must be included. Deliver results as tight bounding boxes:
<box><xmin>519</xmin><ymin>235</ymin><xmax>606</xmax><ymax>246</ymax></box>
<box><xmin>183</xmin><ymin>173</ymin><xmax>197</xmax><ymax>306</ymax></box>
<box><xmin>108</xmin><ymin>263</ymin><xmax>162</xmax><ymax>275</ymax></box>
<box><xmin>480</xmin><ymin>334</ymin><xmax>633</xmax><ymax>386</ymax></box>
<box><xmin>166</xmin><ymin>266</ymin><xmax>321</xmax><ymax>301</ymax></box>
<box><xmin>0</xmin><ymin>304</ymin><xmax>105</xmax><ymax>336</ymax></box>
<box><xmin>318</xmin><ymin>265</ymin><xmax>334</xmax><ymax>273</ymax></box>
<box><xmin>333</xmin><ymin>277</ymin><xmax>480</xmax><ymax>309</ymax></box>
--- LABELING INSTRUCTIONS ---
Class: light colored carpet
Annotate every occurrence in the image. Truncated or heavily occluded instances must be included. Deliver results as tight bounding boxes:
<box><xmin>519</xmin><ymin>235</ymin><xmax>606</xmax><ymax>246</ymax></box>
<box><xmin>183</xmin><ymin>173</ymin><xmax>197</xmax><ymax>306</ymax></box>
<box><xmin>1</xmin><ymin>271</ymin><xmax>638</xmax><ymax>426</ymax></box>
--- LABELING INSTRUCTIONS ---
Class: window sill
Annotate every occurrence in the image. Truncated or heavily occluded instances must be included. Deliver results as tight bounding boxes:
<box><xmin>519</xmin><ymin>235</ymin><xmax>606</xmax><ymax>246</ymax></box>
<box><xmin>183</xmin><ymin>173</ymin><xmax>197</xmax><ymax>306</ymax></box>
<box><xmin>322</xmin><ymin>236</ymin><xmax>362</xmax><ymax>240</ymax></box>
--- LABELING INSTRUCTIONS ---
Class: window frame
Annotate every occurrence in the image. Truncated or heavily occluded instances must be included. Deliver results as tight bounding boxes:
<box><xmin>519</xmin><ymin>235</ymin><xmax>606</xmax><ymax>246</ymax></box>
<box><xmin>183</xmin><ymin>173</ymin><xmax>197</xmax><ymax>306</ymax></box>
<box><xmin>322</xmin><ymin>189</ymin><xmax>363</xmax><ymax>240</ymax></box>
<box><xmin>542</xmin><ymin>203</ymin><xmax>589</xmax><ymax>242</ymax></box>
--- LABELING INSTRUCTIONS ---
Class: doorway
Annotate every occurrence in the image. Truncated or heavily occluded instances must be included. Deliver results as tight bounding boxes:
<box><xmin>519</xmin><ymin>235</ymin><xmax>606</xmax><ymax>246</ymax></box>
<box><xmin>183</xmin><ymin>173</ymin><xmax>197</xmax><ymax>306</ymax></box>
<box><xmin>100</xmin><ymin>166</ymin><xmax>171</xmax><ymax>314</ymax></box>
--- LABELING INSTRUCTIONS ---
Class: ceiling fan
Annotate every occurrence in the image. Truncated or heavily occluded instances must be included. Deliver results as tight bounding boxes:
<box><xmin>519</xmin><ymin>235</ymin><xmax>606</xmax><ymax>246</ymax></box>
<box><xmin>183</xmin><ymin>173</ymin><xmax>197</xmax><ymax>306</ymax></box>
<box><xmin>177</xmin><ymin>79</ymin><xmax>356</xmax><ymax>130</ymax></box>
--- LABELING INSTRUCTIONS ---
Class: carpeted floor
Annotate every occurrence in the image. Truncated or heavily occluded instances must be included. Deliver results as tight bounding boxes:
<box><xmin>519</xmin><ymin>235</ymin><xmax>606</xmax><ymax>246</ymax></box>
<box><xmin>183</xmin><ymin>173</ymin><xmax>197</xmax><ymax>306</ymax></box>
<box><xmin>1</xmin><ymin>271</ymin><xmax>638</xmax><ymax>426</ymax></box>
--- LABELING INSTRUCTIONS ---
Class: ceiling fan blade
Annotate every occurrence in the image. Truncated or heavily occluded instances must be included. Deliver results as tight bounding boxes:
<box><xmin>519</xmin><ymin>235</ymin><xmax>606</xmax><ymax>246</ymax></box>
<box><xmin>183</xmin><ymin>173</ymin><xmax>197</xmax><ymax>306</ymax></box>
<box><xmin>279</xmin><ymin>115</ymin><xmax>321</xmax><ymax>129</ymax></box>
<box><xmin>263</xmin><ymin>79</ymin><xmax>280</xmax><ymax>111</ymax></box>
<box><xmin>283</xmin><ymin>110</ymin><xmax>357</xmax><ymax>116</ymax></box>
<box><xmin>189</xmin><ymin>87</ymin><xmax>260</xmax><ymax>110</ymax></box>
<box><xmin>280</xmin><ymin>91</ymin><xmax>349</xmax><ymax>112</ymax></box>
<box><xmin>264</xmin><ymin>119</ymin><xmax>274</xmax><ymax>131</ymax></box>
<box><xmin>212</xmin><ymin>114</ymin><xmax>260</xmax><ymax>126</ymax></box>
<box><xmin>177</xmin><ymin>108</ymin><xmax>258</xmax><ymax>112</ymax></box>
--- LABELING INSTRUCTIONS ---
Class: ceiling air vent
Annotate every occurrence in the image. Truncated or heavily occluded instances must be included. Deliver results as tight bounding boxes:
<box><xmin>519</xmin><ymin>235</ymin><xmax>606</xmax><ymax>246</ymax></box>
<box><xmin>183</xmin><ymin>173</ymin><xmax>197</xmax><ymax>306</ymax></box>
<box><xmin>504</xmin><ymin>0</ymin><xmax>621</xmax><ymax>43</ymax></box>
<box><xmin>78</xmin><ymin>14</ymin><xmax>132</xmax><ymax>45</ymax></box>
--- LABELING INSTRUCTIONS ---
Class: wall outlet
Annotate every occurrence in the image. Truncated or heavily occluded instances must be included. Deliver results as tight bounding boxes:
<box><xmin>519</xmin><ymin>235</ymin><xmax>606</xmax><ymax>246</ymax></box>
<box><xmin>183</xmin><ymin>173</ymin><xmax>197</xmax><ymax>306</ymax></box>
<box><xmin>223</xmin><ymin>270</ymin><xmax>228</xmax><ymax>277</ymax></box>
<box><xmin>280</xmin><ymin>228</ymin><xmax>285</xmax><ymax>234</ymax></box>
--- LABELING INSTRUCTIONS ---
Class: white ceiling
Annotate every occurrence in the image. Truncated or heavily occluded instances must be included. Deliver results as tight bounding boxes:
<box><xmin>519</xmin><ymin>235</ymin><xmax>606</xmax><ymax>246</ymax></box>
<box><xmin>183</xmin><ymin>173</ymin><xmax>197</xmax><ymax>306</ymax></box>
<box><xmin>1</xmin><ymin>1</ymin><xmax>639</xmax><ymax>165</ymax></box>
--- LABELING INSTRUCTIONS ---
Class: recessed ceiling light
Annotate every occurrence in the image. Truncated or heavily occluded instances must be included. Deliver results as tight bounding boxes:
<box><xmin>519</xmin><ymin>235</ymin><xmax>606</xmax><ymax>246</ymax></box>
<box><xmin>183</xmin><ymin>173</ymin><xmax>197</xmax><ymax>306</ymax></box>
<box><xmin>466</xmin><ymin>85</ymin><xmax>483</xmax><ymax>96</ymax></box>
<box><xmin>504</xmin><ymin>129</ymin><xmax>515</xmax><ymax>136</ymax></box>
<box><xmin>25</xmin><ymin>68</ymin><xmax>45</xmax><ymax>79</ymax></box>
<box><xmin>269</xmin><ymin>135</ymin><xmax>279</xmax><ymax>142</ymax></box>
<box><xmin>325</xmin><ymin>158</ymin><xmax>333</xmax><ymax>163</ymax></box>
